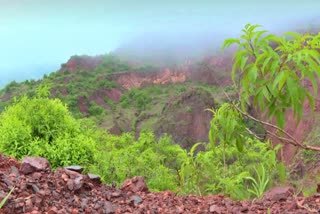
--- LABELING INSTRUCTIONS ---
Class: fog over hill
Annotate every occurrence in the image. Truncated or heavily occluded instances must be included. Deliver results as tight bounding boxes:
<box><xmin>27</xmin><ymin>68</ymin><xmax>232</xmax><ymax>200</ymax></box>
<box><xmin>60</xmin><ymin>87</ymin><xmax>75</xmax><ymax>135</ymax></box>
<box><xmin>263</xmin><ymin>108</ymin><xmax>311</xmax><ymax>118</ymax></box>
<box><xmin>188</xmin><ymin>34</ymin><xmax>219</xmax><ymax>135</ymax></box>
<box><xmin>113</xmin><ymin>30</ymin><xmax>224</xmax><ymax>66</ymax></box>
<box><xmin>1</xmin><ymin>0</ymin><xmax>320</xmax><ymax>88</ymax></box>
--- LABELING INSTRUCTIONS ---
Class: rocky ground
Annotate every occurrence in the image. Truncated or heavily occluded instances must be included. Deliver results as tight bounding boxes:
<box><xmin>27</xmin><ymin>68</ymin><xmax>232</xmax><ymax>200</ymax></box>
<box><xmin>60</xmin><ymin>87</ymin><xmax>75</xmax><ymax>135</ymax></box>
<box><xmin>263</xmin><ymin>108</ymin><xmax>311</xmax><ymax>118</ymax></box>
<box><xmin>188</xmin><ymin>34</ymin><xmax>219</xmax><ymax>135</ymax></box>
<box><xmin>1</xmin><ymin>153</ymin><xmax>320</xmax><ymax>214</ymax></box>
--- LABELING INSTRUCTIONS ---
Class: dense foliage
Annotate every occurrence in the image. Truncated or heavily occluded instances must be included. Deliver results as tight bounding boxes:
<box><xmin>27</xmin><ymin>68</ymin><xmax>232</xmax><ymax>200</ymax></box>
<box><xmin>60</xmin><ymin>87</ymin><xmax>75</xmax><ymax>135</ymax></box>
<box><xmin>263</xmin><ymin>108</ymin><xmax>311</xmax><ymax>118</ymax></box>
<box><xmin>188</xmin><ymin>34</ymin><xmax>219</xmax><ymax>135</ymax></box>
<box><xmin>90</xmin><ymin>131</ymin><xmax>186</xmax><ymax>191</ymax></box>
<box><xmin>0</xmin><ymin>91</ymin><xmax>282</xmax><ymax>199</ymax></box>
<box><xmin>0</xmin><ymin>95</ymin><xmax>96</xmax><ymax>168</ymax></box>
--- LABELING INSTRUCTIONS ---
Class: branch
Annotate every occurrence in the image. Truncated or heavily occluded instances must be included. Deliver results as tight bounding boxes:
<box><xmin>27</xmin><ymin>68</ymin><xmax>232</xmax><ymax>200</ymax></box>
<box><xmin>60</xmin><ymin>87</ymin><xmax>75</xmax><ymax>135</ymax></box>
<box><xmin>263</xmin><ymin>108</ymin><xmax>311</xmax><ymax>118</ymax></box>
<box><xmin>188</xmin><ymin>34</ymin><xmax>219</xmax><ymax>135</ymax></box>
<box><xmin>237</xmin><ymin>105</ymin><xmax>320</xmax><ymax>151</ymax></box>
<box><xmin>223</xmin><ymin>91</ymin><xmax>320</xmax><ymax>152</ymax></box>
<box><xmin>246</xmin><ymin>128</ymin><xmax>264</xmax><ymax>140</ymax></box>
<box><xmin>235</xmin><ymin>105</ymin><xmax>299</xmax><ymax>143</ymax></box>
<box><xmin>266</xmin><ymin>130</ymin><xmax>302</xmax><ymax>148</ymax></box>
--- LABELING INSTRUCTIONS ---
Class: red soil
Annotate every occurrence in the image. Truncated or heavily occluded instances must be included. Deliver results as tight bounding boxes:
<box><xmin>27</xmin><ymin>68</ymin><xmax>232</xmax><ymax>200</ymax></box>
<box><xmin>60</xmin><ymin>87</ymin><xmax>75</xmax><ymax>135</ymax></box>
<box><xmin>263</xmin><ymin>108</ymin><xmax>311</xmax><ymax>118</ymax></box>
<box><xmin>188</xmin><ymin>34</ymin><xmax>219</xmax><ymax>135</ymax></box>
<box><xmin>1</xmin><ymin>153</ymin><xmax>320</xmax><ymax>213</ymax></box>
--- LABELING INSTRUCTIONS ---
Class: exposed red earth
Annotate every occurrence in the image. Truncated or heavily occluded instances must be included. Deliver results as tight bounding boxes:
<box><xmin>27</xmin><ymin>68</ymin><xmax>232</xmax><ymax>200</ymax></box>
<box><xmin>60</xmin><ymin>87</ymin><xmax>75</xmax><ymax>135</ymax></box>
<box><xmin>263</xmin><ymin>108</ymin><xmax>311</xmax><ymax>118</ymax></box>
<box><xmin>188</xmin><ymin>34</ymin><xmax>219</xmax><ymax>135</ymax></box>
<box><xmin>59</xmin><ymin>56</ymin><xmax>103</xmax><ymax>73</ymax></box>
<box><xmin>1</xmin><ymin>153</ymin><xmax>320</xmax><ymax>214</ymax></box>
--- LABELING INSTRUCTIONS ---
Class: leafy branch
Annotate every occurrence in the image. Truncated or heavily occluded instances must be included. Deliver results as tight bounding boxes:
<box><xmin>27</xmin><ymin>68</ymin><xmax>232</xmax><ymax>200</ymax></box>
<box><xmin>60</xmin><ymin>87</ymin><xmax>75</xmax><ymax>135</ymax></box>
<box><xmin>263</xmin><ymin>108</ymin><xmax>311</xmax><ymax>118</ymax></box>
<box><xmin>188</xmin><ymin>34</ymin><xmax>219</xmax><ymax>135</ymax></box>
<box><xmin>222</xmin><ymin>24</ymin><xmax>320</xmax><ymax>152</ymax></box>
<box><xmin>223</xmin><ymin>24</ymin><xmax>320</xmax><ymax>129</ymax></box>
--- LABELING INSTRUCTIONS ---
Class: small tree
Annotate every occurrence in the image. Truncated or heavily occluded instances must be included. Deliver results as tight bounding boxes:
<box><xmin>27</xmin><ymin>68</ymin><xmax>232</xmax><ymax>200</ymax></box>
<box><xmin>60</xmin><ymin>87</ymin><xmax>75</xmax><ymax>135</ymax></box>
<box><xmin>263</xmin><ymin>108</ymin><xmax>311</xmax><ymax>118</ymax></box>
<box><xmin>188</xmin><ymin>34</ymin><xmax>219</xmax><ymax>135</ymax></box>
<box><xmin>222</xmin><ymin>24</ymin><xmax>320</xmax><ymax>150</ymax></box>
<box><xmin>208</xmin><ymin>103</ymin><xmax>247</xmax><ymax>177</ymax></box>
<box><xmin>223</xmin><ymin>24</ymin><xmax>320</xmax><ymax>126</ymax></box>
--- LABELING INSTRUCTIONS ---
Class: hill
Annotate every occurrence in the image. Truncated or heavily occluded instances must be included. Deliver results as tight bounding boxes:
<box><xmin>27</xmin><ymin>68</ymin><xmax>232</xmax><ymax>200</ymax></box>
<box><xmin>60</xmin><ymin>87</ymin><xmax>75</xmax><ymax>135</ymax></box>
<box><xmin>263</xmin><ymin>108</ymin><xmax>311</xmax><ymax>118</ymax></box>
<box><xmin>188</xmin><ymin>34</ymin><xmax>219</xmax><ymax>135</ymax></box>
<box><xmin>0</xmin><ymin>53</ymin><xmax>232</xmax><ymax>150</ymax></box>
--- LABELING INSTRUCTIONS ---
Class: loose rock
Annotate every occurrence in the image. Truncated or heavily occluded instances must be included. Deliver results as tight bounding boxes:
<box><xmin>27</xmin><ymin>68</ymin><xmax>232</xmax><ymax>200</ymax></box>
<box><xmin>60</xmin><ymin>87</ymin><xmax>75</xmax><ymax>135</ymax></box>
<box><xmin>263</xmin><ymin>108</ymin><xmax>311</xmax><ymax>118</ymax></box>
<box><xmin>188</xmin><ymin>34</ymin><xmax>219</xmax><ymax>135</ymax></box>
<box><xmin>121</xmin><ymin>176</ymin><xmax>148</xmax><ymax>193</ymax></box>
<box><xmin>20</xmin><ymin>157</ymin><xmax>50</xmax><ymax>175</ymax></box>
<box><xmin>64</xmin><ymin>166</ymin><xmax>83</xmax><ymax>173</ymax></box>
<box><xmin>0</xmin><ymin>153</ymin><xmax>320</xmax><ymax>213</ymax></box>
<box><xmin>263</xmin><ymin>186</ymin><xmax>295</xmax><ymax>202</ymax></box>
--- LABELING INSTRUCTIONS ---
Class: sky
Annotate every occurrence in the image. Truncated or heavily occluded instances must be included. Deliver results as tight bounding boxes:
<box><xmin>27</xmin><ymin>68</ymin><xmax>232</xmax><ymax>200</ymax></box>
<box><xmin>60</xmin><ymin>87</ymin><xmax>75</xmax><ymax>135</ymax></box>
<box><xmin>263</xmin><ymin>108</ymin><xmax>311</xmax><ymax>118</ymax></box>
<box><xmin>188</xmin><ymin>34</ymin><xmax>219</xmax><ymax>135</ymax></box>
<box><xmin>0</xmin><ymin>0</ymin><xmax>319</xmax><ymax>87</ymax></box>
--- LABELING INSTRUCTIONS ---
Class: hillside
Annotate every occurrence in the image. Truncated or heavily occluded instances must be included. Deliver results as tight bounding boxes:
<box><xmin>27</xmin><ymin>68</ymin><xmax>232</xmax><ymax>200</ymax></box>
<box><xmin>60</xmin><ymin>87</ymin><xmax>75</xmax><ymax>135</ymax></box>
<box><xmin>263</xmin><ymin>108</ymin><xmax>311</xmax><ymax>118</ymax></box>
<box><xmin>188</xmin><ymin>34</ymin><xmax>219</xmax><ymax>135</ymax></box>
<box><xmin>0</xmin><ymin>53</ymin><xmax>232</xmax><ymax>150</ymax></box>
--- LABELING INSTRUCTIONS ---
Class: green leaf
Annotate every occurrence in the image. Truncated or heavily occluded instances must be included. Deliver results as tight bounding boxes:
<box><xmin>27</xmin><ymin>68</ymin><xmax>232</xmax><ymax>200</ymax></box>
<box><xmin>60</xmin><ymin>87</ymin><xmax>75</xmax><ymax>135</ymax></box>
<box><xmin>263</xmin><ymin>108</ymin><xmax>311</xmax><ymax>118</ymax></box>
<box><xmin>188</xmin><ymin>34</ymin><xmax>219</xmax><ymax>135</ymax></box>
<box><xmin>190</xmin><ymin>143</ymin><xmax>203</xmax><ymax>156</ymax></box>
<box><xmin>276</xmin><ymin>162</ymin><xmax>286</xmax><ymax>183</ymax></box>
<box><xmin>235</xmin><ymin>137</ymin><xmax>244</xmax><ymax>152</ymax></box>
<box><xmin>209</xmin><ymin>129</ymin><xmax>215</xmax><ymax>146</ymax></box>
<box><xmin>0</xmin><ymin>187</ymin><xmax>14</xmax><ymax>208</ymax></box>
<box><xmin>273</xmin><ymin>71</ymin><xmax>288</xmax><ymax>91</ymax></box>
<box><xmin>275</xmin><ymin>110</ymin><xmax>285</xmax><ymax>129</ymax></box>
<box><xmin>286</xmin><ymin>77</ymin><xmax>299</xmax><ymax>115</ymax></box>
<box><xmin>222</xmin><ymin>38</ymin><xmax>240</xmax><ymax>49</ymax></box>
<box><xmin>262</xmin><ymin>87</ymin><xmax>271</xmax><ymax>101</ymax></box>
<box><xmin>304</xmin><ymin>71</ymin><xmax>317</xmax><ymax>96</ymax></box>
<box><xmin>261</xmin><ymin>56</ymin><xmax>272</xmax><ymax>74</ymax></box>
<box><xmin>284</xmin><ymin>31</ymin><xmax>301</xmax><ymax>39</ymax></box>
<box><xmin>248</xmin><ymin>66</ymin><xmax>258</xmax><ymax>82</ymax></box>
<box><xmin>240</xmin><ymin>56</ymin><xmax>249</xmax><ymax>71</ymax></box>
<box><xmin>254</xmin><ymin>30</ymin><xmax>268</xmax><ymax>46</ymax></box>
<box><xmin>306</xmin><ymin>92</ymin><xmax>315</xmax><ymax>114</ymax></box>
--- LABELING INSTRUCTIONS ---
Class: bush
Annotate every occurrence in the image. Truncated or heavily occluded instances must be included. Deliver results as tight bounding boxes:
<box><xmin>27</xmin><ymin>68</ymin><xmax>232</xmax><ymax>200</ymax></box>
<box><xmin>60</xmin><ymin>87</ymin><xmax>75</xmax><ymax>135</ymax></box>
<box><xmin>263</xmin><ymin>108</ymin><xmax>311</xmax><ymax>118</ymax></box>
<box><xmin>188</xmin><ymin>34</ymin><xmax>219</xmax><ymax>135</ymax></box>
<box><xmin>177</xmin><ymin>103</ymin><xmax>285</xmax><ymax>199</ymax></box>
<box><xmin>0</xmin><ymin>95</ymin><xmax>97</xmax><ymax>169</ymax></box>
<box><xmin>179</xmin><ymin>137</ymin><xmax>282</xmax><ymax>199</ymax></box>
<box><xmin>88</xmin><ymin>101</ymin><xmax>106</xmax><ymax>116</ymax></box>
<box><xmin>90</xmin><ymin>131</ymin><xmax>185</xmax><ymax>191</ymax></box>
<box><xmin>120</xmin><ymin>89</ymin><xmax>151</xmax><ymax>110</ymax></box>
<box><xmin>98</xmin><ymin>80</ymin><xmax>117</xmax><ymax>89</ymax></box>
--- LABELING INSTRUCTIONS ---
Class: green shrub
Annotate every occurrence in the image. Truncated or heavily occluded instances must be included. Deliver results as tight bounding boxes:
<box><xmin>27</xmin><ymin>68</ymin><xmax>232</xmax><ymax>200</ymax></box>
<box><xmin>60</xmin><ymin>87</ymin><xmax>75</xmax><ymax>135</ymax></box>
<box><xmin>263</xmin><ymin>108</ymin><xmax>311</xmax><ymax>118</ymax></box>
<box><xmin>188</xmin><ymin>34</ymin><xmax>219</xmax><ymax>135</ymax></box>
<box><xmin>0</xmin><ymin>95</ymin><xmax>97</xmax><ymax>169</ymax></box>
<box><xmin>179</xmin><ymin>138</ymin><xmax>281</xmax><ymax>199</ymax></box>
<box><xmin>88</xmin><ymin>101</ymin><xmax>106</xmax><ymax>116</ymax></box>
<box><xmin>98</xmin><ymin>80</ymin><xmax>117</xmax><ymax>89</ymax></box>
<box><xmin>178</xmin><ymin>103</ymin><xmax>284</xmax><ymax>199</ymax></box>
<box><xmin>120</xmin><ymin>89</ymin><xmax>151</xmax><ymax>110</ymax></box>
<box><xmin>90</xmin><ymin>131</ymin><xmax>185</xmax><ymax>191</ymax></box>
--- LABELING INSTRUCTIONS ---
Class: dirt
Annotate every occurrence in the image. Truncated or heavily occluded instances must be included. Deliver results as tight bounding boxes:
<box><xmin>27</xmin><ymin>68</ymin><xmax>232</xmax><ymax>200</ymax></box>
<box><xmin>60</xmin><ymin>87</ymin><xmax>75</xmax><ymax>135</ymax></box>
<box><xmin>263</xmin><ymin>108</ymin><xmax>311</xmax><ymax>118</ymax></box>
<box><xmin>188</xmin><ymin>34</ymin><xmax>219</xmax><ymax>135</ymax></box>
<box><xmin>114</xmin><ymin>56</ymin><xmax>232</xmax><ymax>91</ymax></box>
<box><xmin>78</xmin><ymin>96</ymin><xmax>89</xmax><ymax>114</ymax></box>
<box><xmin>115</xmin><ymin>68</ymin><xmax>188</xmax><ymax>90</ymax></box>
<box><xmin>1</xmin><ymin>153</ymin><xmax>320</xmax><ymax>214</ymax></box>
<box><xmin>104</xmin><ymin>89</ymin><xmax>122</xmax><ymax>103</ymax></box>
<box><xmin>89</xmin><ymin>91</ymin><xmax>112</xmax><ymax>110</ymax></box>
